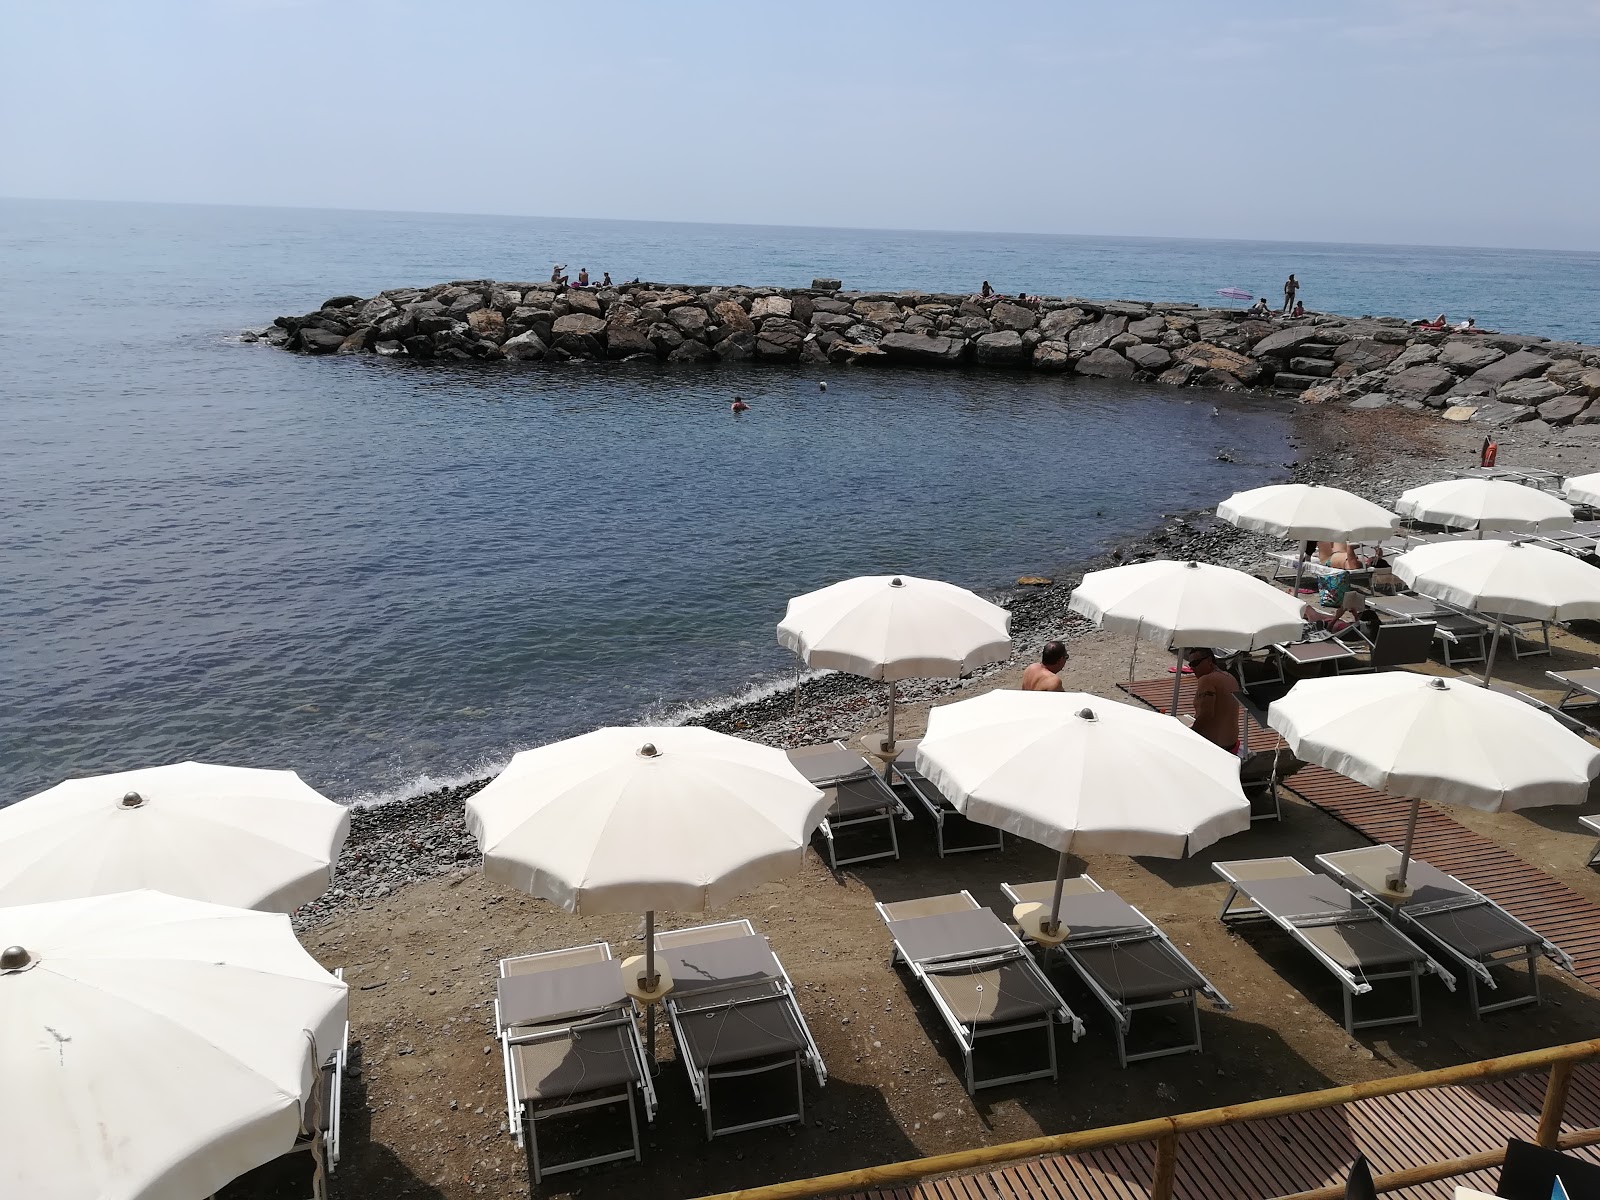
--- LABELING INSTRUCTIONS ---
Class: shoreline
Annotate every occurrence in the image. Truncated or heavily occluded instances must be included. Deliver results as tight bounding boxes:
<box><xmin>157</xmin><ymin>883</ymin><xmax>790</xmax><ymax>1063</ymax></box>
<box><xmin>290</xmin><ymin>401</ymin><xmax>1487</xmax><ymax>932</ymax></box>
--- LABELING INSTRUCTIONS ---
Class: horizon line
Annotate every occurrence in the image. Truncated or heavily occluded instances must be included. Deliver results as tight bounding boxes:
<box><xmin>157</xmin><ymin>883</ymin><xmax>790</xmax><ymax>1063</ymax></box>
<box><xmin>5</xmin><ymin>193</ymin><xmax>1599</xmax><ymax>259</ymax></box>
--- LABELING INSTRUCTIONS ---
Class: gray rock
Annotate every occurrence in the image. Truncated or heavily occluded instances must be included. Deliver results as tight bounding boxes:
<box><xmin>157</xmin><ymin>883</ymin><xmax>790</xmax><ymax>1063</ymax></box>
<box><xmin>1446</xmin><ymin>377</ymin><xmax>1496</xmax><ymax>398</ymax></box>
<box><xmin>322</xmin><ymin>294</ymin><xmax>363</xmax><ymax>310</ymax></box>
<box><xmin>1333</xmin><ymin>339</ymin><xmax>1405</xmax><ymax>373</ymax></box>
<box><xmin>843</xmin><ymin>323</ymin><xmax>883</xmax><ymax>345</ymax></box>
<box><xmin>1092</xmin><ymin>300</ymin><xmax>1152</xmax><ymax>318</ymax></box>
<box><xmin>1287</xmin><ymin>357</ymin><xmax>1335</xmax><ymax>378</ymax></box>
<box><xmin>667</xmin><ymin>338</ymin><xmax>715</xmax><ymax>363</ymax></box>
<box><xmin>1348</xmin><ymin>395</ymin><xmax>1392</xmax><ymax>410</ymax></box>
<box><xmin>750</xmin><ymin>295</ymin><xmax>792</xmax><ymax>320</ymax></box>
<box><xmin>756</xmin><ymin>318</ymin><xmax>807</xmax><ymax>360</ymax></box>
<box><xmin>1108</xmin><ymin>332</ymin><xmax>1140</xmax><ymax>350</ymax></box>
<box><xmin>1038</xmin><ymin>308</ymin><xmax>1084</xmax><ymax>339</ymax></box>
<box><xmin>1031</xmin><ymin>340</ymin><xmax>1073</xmax><ymax>372</ymax></box>
<box><xmin>1075</xmin><ymin>347</ymin><xmax>1136</xmax><ymax>379</ymax></box>
<box><xmin>852</xmin><ymin>300</ymin><xmax>902</xmax><ymax>324</ymax></box>
<box><xmin>989</xmin><ymin>301</ymin><xmax>1037</xmax><ymax>332</ymax></box>
<box><xmin>297</xmin><ymin>327</ymin><xmax>346</xmax><ymax>353</ymax></box>
<box><xmin>1538</xmin><ymin>395</ymin><xmax>1590</xmax><ymax>425</ymax></box>
<box><xmin>501</xmin><ymin>331</ymin><xmax>547</xmax><ymax>361</ymax></box>
<box><xmin>1577</xmin><ymin>368</ymin><xmax>1600</xmax><ymax>399</ymax></box>
<box><xmin>713</xmin><ymin>331</ymin><xmax>757</xmax><ymax>361</ymax></box>
<box><xmin>1068</xmin><ymin>314</ymin><xmax>1128</xmax><ymax>356</ymax></box>
<box><xmin>954</xmin><ymin>315</ymin><xmax>994</xmax><ymax>338</ymax></box>
<box><xmin>811</xmin><ymin>278</ymin><xmax>842</xmax><ymax>291</ymax></box>
<box><xmin>1124</xmin><ymin>343</ymin><xmax>1172</xmax><ymax>372</ymax></box>
<box><xmin>467</xmin><ymin>308</ymin><xmax>507</xmax><ymax>343</ymax></box>
<box><xmin>1274</xmin><ymin>373</ymin><xmax>1331</xmax><ymax>392</ymax></box>
<box><xmin>1386</xmin><ymin>344</ymin><xmax>1440</xmax><ymax>372</ymax></box>
<box><xmin>336</xmin><ymin>328</ymin><xmax>372</xmax><ymax>354</ymax></box>
<box><xmin>810</xmin><ymin>312</ymin><xmax>855</xmax><ymax>332</ymax></box>
<box><xmin>1128</xmin><ymin>315</ymin><xmax>1166</xmax><ymax>339</ymax></box>
<box><xmin>812</xmin><ymin>297</ymin><xmax>852</xmax><ymax>315</ymax></box>
<box><xmin>1438</xmin><ymin>340</ymin><xmax>1505</xmax><ymax>372</ymax></box>
<box><xmin>1471</xmin><ymin>400</ymin><xmax>1537</xmax><ymax>426</ymax></box>
<box><xmin>1157</xmin><ymin>364</ymin><xmax>1198</xmax><ymax>387</ymax></box>
<box><xmin>901</xmin><ymin>313</ymin><xmax>936</xmax><ymax>335</ymax></box>
<box><xmin>647</xmin><ymin>323</ymin><xmax>683</xmax><ymax>353</ymax></box>
<box><xmin>1468</xmin><ymin>349</ymin><xmax>1551</xmax><ymax>389</ymax></box>
<box><xmin>1251</xmin><ymin>327</ymin><xmax>1325</xmax><ymax>358</ymax></box>
<box><xmin>1546</xmin><ymin>360</ymin><xmax>1591</xmax><ymax>390</ymax></box>
<box><xmin>1174</xmin><ymin>342</ymin><xmax>1262</xmax><ymax>384</ymax></box>
<box><xmin>712</xmin><ymin>299</ymin><xmax>754</xmax><ymax>334</ymax></box>
<box><xmin>606</xmin><ymin>322</ymin><xmax>654</xmax><ymax>358</ymax></box>
<box><xmin>373</xmin><ymin>339</ymin><xmax>404</xmax><ymax>357</ymax></box>
<box><xmin>973</xmin><ymin>330</ymin><xmax>1026</xmax><ymax>364</ymax></box>
<box><xmin>1383</xmin><ymin>364</ymin><xmax>1455</xmax><ymax>402</ymax></box>
<box><xmin>552</xmin><ymin>313</ymin><xmax>606</xmax><ymax>338</ymax></box>
<box><xmin>878</xmin><ymin>331</ymin><xmax>965</xmax><ymax>365</ymax></box>
<box><xmin>1497</xmin><ymin>378</ymin><xmax>1563</xmax><ymax>404</ymax></box>
<box><xmin>446</xmin><ymin>293</ymin><xmax>487</xmax><ymax>318</ymax></box>
<box><xmin>669</xmin><ymin>305</ymin><xmax>709</xmax><ymax>337</ymax></box>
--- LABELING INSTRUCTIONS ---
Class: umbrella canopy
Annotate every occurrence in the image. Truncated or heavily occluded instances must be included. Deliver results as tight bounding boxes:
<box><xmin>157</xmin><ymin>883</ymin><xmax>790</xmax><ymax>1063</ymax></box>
<box><xmin>1563</xmin><ymin>471</ymin><xmax>1600</xmax><ymax>508</ymax></box>
<box><xmin>1</xmin><ymin>890</ymin><xmax>348</xmax><ymax>1200</ymax></box>
<box><xmin>1070</xmin><ymin>560</ymin><xmax>1305</xmax><ymax>650</ymax></box>
<box><xmin>465</xmin><ymin>726</ymin><xmax>829</xmax><ymax>915</ymax></box>
<box><xmin>777</xmin><ymin>574</ymin><xmax>1011</xmax><ymax>680</ymax></box>
<box><xmin>1217</xmin><ymin>483</ymin><xmax>1399</xmax><ymax>542</ymax></box>
<box><xmin>1396</xmin><ymin>539</ymin><xmax>1600</xmax><ymax>683</ymax></box>
<box><xmin>1269</xmin><ymin>674</ymin><xmax>1599</xmax><ymax>894</ymax></box>
<box><xmin>0</xmin><ymin>761</ymin><xmax>350</xmax><ymax>912</ymax></box>
<box><xmin>1396</xmin><ymin>479</ymin><xmax>1573</xmax><ymax>532</ymax></box>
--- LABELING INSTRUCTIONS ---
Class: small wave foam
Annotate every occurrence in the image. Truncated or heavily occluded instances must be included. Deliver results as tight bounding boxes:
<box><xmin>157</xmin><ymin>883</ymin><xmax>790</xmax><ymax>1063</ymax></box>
<box><xmin>640</xmin><ymin>667</ymin><xmax>837</xmax><ymax>728</ymax></box>
<box><xmin>345</xmin><ymin>753</ymin><xmax>512</xmax><ymax>809</ymax></box>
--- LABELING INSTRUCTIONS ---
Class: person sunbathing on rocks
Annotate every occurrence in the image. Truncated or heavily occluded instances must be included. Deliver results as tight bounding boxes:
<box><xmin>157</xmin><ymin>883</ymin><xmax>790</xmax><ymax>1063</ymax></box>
<box><xmin>1247</xmin><ymin>298</ymin><xmax>1270</xmax><ymax>317</ymax></box>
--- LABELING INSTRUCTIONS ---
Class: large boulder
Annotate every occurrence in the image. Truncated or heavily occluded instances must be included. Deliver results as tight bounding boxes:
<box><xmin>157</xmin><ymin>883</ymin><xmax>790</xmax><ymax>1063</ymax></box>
<box><xmin>565</xmin><ymin>290</ymin><xmax>604</xmax><ymax>317</ymax></box>
<box><xmin>1386</xmin><ymin>344</ymin><xmax>1440</xmax><ymax>372</ymax></box>
<box><xmin>713</xmin><ymin>331</ymin><xmax>757</xmax><ymax>361</ymax></box>
<box><xmin>809</xmin><ymin>312</ymin><xmax>855</xmax><ymax>332</ymax></box>
<box><xmin>606</xmin><ymin>322</ymin><xmax>654</xmax><ymax>358</ymax></box>
<box><xmin>852</xmin><ymin>299</ymin><xmax>902</xmax><ymax>324</ymax></box>
<box><xmin>1068</xmin><ymin>314</ymin><xmax>1127</xmax><ymax>356</ymax></box>
<box><xmin>1124</xmin><ymin>343</ymin><xmax>1172</xmax><ymax>372</ymax></box>
<box><xmin>712</xmin><ymin>299</ymin><xmax>754</xmax><ymax>335</ymax></box>
<box><xmin>667</xmin><ymin>339</ymin><xmax>715</xmax><ymax>363</ymax></box>
<box><xmin>973</xmin><ymin>330</ymin><xmax>1026</xmax><ymax>364</ymax></box>
<box><xmin>551</xmin><ymin>312</ymin><xmax>607</xmax><ymax>356</ymax></box>
<box><xmin>878</xmin><ymin>331</ymin><xmax>965</xmax><ymax>365</ymax></box>
<box><xmin>1287</xmin><ymin>356</ymin><xmax>1334</xmax><ymax>377</ymax></box>
<box><xmin>1384</xmin><ymin>364</ymin><xmax>1456</xmax><ymax>403</ymax></box>
<box><xmin>989</xmin><ymin>301</ymin><xmax>1037</xmax><ymax>332</ymax></box>
<box><xmin>1250</xmin><ymin>327</ymin><xmax>1324</xmax><ymax>358</ymax></box>
<box><xmin>446</xmin><ymin>292</ymin><xmax>487</xmax><ymax>318</ymax></box>
<box><xmin>750</xmin><ymin>295</ymin><xmax>792</xmax><ymax>320</ymax></box>
<box><xmin>336</xmin><ymin>328</ymin><xmax>372</xmax><ymax>354</ymax></box>
<box><xmin>1157</xmin><ymin>364</ymin><xmax>1198</xmax><ymax>387</ymax></box>
<box><xmin>467</xmin><ymin>308</ymin><xmax>507</xmax><ymax>343</ymax></box>
<box><xmin>1031</xmin><ymin>340</ymin><xmax>1073</xmax><ymax>371</ymax></box>
<box><xmin>1174</xmin><ymin>342</ymin><xmax>1262</xmax><ymax>384</ymax></box>
<box><xmin>1333</xmin><ymin>338</ymin><xmax>1404</xmax><ymax>374</ymax></box>
<box><xmin>647</xmin><ymin>323</ymin><xmax>684</xmax><ymax>353</ymax></box>
<box><xmin>297</xmin><ymin>327</ymin><xmax>347</xmax><ymax>354</ymax></box>
<box><xmin>1075</xmin><ymin>347</ymin><xmax>1137</xmax><ymax>379</ymax></box>
<box><xmin>1538</xmin><ymin>395</ymin><xmax>1590</xmax><ymax>425</ymax></box>
<box><xmin>1127</xmin><ymin>315</ymin><xmax>1166</xmax><ymax>339</ymax></box>
<box><xmin>1467</xmin><ymin>349</ymin><xmax>1551</xmax><ymax>389</ymax></box>
<box><xmin>1498</xmin><ymin>378</ymin><xmax>1563</xmax><ymax>404</ymax></box>
<box><xmin>1546</xmin><ymin>360</ymin><xmax>1593</xmax><ymax>391</ymax></box>
<box><xmin>1038</xmin><ymin>307</ymin><xmax>1084</xmax><ymax>339</ymax></box>
<box><xmin>1438</xmin><ymin>340</ymin><xmax>1505</xmax><ymax>372</ymax></box>
<box><xmin>756</xmin><ymin>317</ymin><xmax>807</xmax><ymax>360</ymax></box>
<box><xmin>1471</xmin><ymin>400</ymin><xmax>1538</xmax><ymax>426</ymax></box>
<box><xmin>828</xmin><ymin>341</ymin><xmax>888</xmax><ymax>365</ymax></box>
<box><xmin>501</xmin><ymin>331</ymin><xmax>547</xmax><ymax>361</ymax></box>
<box><xmin>669</xmin><ymin>305</ymin><xmax>710</xmax><ymax>337</ymax></box>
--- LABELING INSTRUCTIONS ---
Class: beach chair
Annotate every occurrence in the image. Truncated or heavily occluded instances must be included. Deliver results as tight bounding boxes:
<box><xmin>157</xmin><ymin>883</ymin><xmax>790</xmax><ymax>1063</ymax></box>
<box><xmin>786</xmin><ymin>742</ymin><xmax>912</xmax><ymax>869</ymax></box>
<box><xmin>1214</xmin><ymin>857</ymin><xmax>1455</xmax><ymax>1033</ymax></box>
<box><xmin>1341</xmin><ymin>620</ymin><xmax>1437</xmax><ymax>672</ymax></box>
<box><xmin>1001</xmin><ymin>876</ymin><xmax>1230</xmax><ymax>1067</ymax></box>
<box><xmin>876</xmin><ymin>891</ymin><xmax>1083</xmax><ymax>1093</ymax></box>
<box><xmin>651</xmin><ymin>919</ymin><xmax>825</xmax><ymax>1140</ymax></box>
<box><xmin>1433</xmin><ymin>611</ymin><xmax>1490</xmax><ymax>666</ymax></box>
<box><xmin>1547</xmin><ymin>668</ymin><xmax>1600</xmax><ymax>715</ymax></box>
<box><xmin>889</xmin><ymin>740</ymin><xmax>1004</xmax><ymax>857</ymax></box>
<box><xmin>1583</xmin><ymin>815</ymin><xmax>1600</xmax><ymax>870</ymax></box>
<box><xmin>1317</xmin><ymin>845</ymin><xmax>1572</xmax><ymax>1017</ymax></box>
<box><xmin>281</xmin><ymin>967</ymin><xmax>348</xmax><ymax>1200</ymax></box>
<box><xmin>494</xmin><ymin>942</ymin><xmax>656</xmax><ymax>1187</ymax></box>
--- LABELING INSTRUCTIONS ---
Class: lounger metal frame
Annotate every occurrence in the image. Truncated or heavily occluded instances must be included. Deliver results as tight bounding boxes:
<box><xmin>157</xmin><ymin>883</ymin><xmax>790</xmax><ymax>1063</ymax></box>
<box><xmin>790</xmin><ymin>741</ymin><xmax>913</xmax><ymax>869</ymax></box>
<box><xmin>889</xmin><ymin>741</ymin><xmax>1004</xmax><ymax>857</ymax></box>
<box><xmin>494</xmin><ymin>942</ymin><xmax>657</xmax><ymax>1187</ymax></box>
<box><xmin>876</xmin><ymin>891</ymin><xmax>1083</xmax><ymax>1094</ymax></box>
<box><xmin>290</xmin><ymin>966</ymin><xmax>348</xmax><ymax>1200</ymax></box>
<box><xmin>1214</xmin><ymin>858</ymin><xmax>1455</xmax><ymax>1034</ymax></box>
<box><xmin>1001</xmin><ymin>877</ymin><xmax>1230</xmax><ymax>1068</ymax></box>
<box><xmin>654</xmin><ymin>919</ymin><xmax>826</xmax><ymax>1140</ymax></box>
<box><xmin>1317</xmin><ymin>847</ymin><xmax>1573</xmax><ymax>1018</ymax></box>
<box><xmin>1583</xmin><ymin>815</ymin><xmax>1600</xmax><ymax>870</ymax></box>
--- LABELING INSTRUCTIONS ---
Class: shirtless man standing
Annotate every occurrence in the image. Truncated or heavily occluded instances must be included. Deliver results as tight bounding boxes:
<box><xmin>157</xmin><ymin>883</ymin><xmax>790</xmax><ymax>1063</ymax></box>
<box><xmin>1187</xmin><ymin>648</ymin><xmax>1241</xmax><ymax>753</ymax></box>
<box><xmin>1021</xmin><ymin>641</ymin><xmax>1068</xmax><ymax>691</ymax></box>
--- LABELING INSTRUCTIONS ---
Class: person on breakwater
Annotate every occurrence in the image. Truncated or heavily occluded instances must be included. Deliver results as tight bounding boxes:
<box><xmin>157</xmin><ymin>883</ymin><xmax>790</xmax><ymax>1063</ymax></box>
<box><xmin>550</xmin><ymin>263</ymin><xmax>568</xmax><ymax>286</ymax></box>
<box><xmin>980</xmin><ymin>280</ymin><xmax>993</xmax><ymax>298</ymax></box>
<box><xmin>1247</xmin><ymin>297</ymin><xmax>1271</xmax><ymax>317</ymax></box>
<box><xmin>576</xmin><ymin>268</ymin><xmax>590</xmax><ymax>287</ymax></box>
<box><xmin>1291</xmin><ymin>300</ymin><xmax>1306</xmax><ymax>318</ymax></box>
<box><xmin>730</xmin><ymin>396</ymin><xmax>749</xmax><ymax>413</ymax></box>
<box><xmin>601</xmin><ymin>271</ymin><xmax>612</xmax><ymax>287</ymax></box>
<box><xmin>1186</xmin><ymin>649</ymin><xmax>1241</xmax><ymax>753</ymax></box>
<box><xmin>1020</xmin><ymin>641</ymin><xmax>1067</xmax><ymax>691</ymax></box>
<box><xmin>1282</xmin><ymin>273</ymin><xmax>1300</xmax><ymax>313</ymax></box>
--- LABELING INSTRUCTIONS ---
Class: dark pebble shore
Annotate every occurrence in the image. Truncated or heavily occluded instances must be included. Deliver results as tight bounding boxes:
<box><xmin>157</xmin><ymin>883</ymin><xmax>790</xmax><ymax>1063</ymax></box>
<box><xmin>291</xmin><ymin>405</ymin><xmax>1476</xmax><ymax>931</ymax></box>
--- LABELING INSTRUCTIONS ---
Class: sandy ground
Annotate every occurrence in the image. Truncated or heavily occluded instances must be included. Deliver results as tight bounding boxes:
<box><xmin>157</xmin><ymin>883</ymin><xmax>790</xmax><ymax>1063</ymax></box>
<box><xmin>224</xmin><ymin>405</ymin><xmax>1600</xmax><ymax>1200</ymax></box>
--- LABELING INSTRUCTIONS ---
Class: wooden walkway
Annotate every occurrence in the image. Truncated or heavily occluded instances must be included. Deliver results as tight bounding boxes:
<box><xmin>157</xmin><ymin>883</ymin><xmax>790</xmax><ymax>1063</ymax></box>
<box><xmin>1117</xmin><ymin>677</ymin><xmax>1600</xmax><ymax>991</ymax></box>
<box><xmin>835</xmin><ymin>1062</ymin><xmax>1600</xmax><ymax>1199</ymax></box>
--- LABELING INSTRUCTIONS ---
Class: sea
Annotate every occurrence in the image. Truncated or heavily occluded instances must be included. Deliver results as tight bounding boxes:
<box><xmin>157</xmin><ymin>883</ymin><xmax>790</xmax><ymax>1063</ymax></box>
<box><xmin>4</xmin><ymin>198</ymin><xmax>1599</xmax><ymax>806</ymax></box>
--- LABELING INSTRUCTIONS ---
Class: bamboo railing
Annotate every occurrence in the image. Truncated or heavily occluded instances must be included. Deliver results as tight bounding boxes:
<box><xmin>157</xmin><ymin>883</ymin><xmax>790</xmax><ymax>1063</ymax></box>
<box><xmin>694</xmin><ymin>1039</ymin><xmax>1600</xmax><ymax>1200</ymax></box>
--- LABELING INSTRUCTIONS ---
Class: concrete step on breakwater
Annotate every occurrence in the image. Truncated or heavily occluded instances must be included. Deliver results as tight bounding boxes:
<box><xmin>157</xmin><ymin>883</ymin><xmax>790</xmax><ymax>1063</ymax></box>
<box><xmin>255</xmin><ymin>280</ymin><xmax>1600</xmax><ymax>429</ymax></box>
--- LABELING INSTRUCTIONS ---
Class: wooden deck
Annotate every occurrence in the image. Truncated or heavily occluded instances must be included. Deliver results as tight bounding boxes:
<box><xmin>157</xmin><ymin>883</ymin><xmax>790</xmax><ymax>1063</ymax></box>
<box><xmin>821</xmin><ymin>1062</ymin><xmax>1600</xmax><ymax>1200</ymax></box>
<box><xmin>1116</xmin><ymin>676</ymin><xmax>1600</xmax><ymax>991</ymax></box>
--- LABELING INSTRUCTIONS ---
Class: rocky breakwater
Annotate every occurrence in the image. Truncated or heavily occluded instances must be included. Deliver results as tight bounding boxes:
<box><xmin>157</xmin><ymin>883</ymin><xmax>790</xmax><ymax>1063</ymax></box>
<box><xmin>257</xmin><ymin>280</ymin><xmax>1600</xmax><ymax>423</ymax></box>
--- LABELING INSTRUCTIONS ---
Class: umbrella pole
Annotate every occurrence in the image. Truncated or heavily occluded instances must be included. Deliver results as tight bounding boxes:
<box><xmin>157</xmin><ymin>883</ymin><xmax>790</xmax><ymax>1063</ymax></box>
<box><xmin>1128</xmin><ymin>617</ymin><xmax>1144</xmax><ymax>680</ymax></box>
<box><xmin>1046</xmin><ymin>850</ymin><xmax>1070</xmax><ymax>935</ymax></box>
<box><xmin>1482</xmin><ymin>622</ymin><xmax>1504</xmax><ymax>687</ymax></box>
<box><xmin>1170</xmin><ymin>648</ymin><xmax>1184</xmax><ymax>718</ymax></box>
<box><xmin>644</xmin><ymin>910</ymin><xmax>657</xmax><ymax>1063</ymax></box>
<box><xmin>793</xmin><ymin>660</ymin><xmax>802</xmax><ymax>718</ymax></box>
<box><xmin>1293</xmin><ymin>551</ymin><xmax>1306</xmax><ymax>597</ymax></box>
<box><xmin>1394</xmin><ymin>801</ymin><xmax>1420</xmax><ymax>896</ymax></box>
<box><xmin>887</xmin><ymin>678</ymin><xmax>897</xmax><ymax>746</ymax></box>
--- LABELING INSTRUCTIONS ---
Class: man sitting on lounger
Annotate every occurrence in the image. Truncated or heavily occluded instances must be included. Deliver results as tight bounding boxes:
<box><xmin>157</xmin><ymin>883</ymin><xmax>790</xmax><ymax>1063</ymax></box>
<box><xmin>1021</xmin><ymin>641</ymin><xmax>1068</xmax><ymax>691</ymax></box>
<box><xmin>1187</xmin><ymin>649</ymin><xmax>1241</xmax><ymax>753</ymax></box>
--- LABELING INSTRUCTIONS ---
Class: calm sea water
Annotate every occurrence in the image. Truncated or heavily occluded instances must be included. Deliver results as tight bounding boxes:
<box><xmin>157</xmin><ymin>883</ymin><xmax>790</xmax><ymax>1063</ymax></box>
<box><xmin>4</xmin><ymin>199</ymin><xmax>1599</xmax><ymax>804</ymax></box>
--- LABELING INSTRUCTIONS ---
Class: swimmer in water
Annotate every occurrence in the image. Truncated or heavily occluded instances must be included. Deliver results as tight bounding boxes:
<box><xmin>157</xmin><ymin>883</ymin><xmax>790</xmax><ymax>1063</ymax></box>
<box><xmin>731</xmin><ymin>397</ymin><xmax>749</xmax><ymax>413</ymax></box>
<box><xmin>819</xmin><ymin>381</ymin><xmax>827</xmax><ymax>391</ymax></box>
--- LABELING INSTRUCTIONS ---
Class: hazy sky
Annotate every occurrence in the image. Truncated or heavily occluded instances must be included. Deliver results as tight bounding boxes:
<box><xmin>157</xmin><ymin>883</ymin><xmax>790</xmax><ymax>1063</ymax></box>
<box><xmin>4</xmin><ymin>1</ymin><xmax>1599</xmax><ymax>250</ymax></box>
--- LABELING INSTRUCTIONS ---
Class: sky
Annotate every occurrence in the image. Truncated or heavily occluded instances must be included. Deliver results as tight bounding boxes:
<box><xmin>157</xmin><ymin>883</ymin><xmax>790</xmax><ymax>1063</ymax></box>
<box><xmin>3</xmin><ymin>1</ymin><xmax>1599</xmax><ymax>251</ymax></box>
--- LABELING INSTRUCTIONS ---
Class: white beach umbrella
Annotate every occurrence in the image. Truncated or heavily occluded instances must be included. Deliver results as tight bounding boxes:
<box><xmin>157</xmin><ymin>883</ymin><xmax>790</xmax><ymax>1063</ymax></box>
<box><xmin>466</xmin><ymin>725</ymin><xmax>827</xmax><ymax>1032</ymax></box>
<box><xmin>1</xmin><ymin>890</ymin><xmax>348</xmax><ymax>1200</ymax></box>
<box><xmin>1269</xmin><ymin>674</ymin><xmax>1600</xmax><ymax>896</ymax></box>
<box><xmin>0</xmin><ymin>761</ymin><xmax>350</xmax><ymax>912</ymax></box>
<box><xmin>1069</xmin><ymin>559</ymin><xmax>1306</xmax><ymax>713</ymax></box>
<box><xmin>1563</xmin><ymin>472</ymin><xmax>1600</xmax><ymax>508</ymax></box>
<box><xmin>777</xmin><ymin>574</ymin><xmax>1011</xmax><ymax>747</ymax></box>
<box><xmin>1218</xmin><ymin>483</ymin><xmax>1400</xmax><ymax>593</ymax></box>
<box><xmin>917</xmin><ymin>690</ymin><xmax>1248</xmax><ymax>939</ymax></box>
<box><xmin>1396</xmin><ymin>478</ymin><xmax>1572</xmax><ymax>533</ymax></box>
<box><xmin>1395</xmin><ymin>539</ymin><xmax>1600</xmax><ymax>684</ymax></box>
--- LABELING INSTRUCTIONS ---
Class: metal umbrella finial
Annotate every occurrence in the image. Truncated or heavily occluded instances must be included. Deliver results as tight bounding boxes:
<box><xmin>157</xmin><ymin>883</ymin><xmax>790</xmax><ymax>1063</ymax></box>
<box><xmin>1428</xmin><ymin>678</ymin><xmax>1449</xmax><ymax>691</ymax></box>
<box><xmin>1077</xmin><ymin>707</ymin><xmax>1097</xmax><ymax>722</ymax></box>
<box><xmin>889</xmin><ymin>577</ymin><xmax>905</xmax><ymax>587</ymax></box>
<box><xmin>119</xmin><ymin>791</ymin><xmax>145</xmax><ymax>808</ymax></box>
<box><xmin>637</xmin><ymin>743</ymin><xmax>660</xmax><ymax>758</ymax></box>
<box><xmin>0</xmin><ymin>946</ymin><xmax>31</xmax><ymax>971</ymax></box>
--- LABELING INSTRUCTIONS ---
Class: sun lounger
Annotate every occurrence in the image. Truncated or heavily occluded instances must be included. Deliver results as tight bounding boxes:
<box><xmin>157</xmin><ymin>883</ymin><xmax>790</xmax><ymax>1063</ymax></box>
<box><xmin>1546</xmin><ymin>668</ymin><xmax>1600</xmax><ymax>714</ymax></box>
<box><xmin>1432</xmin><ymin>611</ymin><xmax>1489</xmax><ymax>666</ymax></box>
<box><xmin>651</xmin><ymin>920</ymin><xmax>825</xmax><ymax>1139</ymax></box>
<box><xmin>876</xmin><ymin>891</ymin><xmax>1083</xmax><ymax>1093</ymax></box>
<box><xmin>1001</xmin><ymin>876</ymin><xmax>1230</xmax><ymax>1067</ymax></box>
<box><xmin>889</xmin><ymin>740</ymin><xmax>1004</xmax><ymax>857</ymax></box>
<box><xmin>1214</xmin><ymin>857</ymin><xmax>1454</xmax><ymax>1032</ymax></box>
<box><xmin>1316</xmin><ymin>845</ymin><xmax>1571</xmax><ymax>1018</ymax></box>
<box><xmin>285</xmin><ymin>966</ymin><xmax>348</xmax><ymax>1199</ymax></box>
<box><xmin>1489</xmin><ymin>682</ymin><xmax>1597</xmax><ymax>736</ymax></box>
<box><xmin>1583</xmin><ymin>815</ymin><xmax>1600</xmax><ymax>870</ymax></box>
<box><xmin>786</xmin><ymin>742</ymin><xmax>912</xmax><ymax>868</ymax></box>
<box><xmin>494</xmin><ymin>942</ymin><xmax>655</xmax><ymax>1187</ymax></box>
